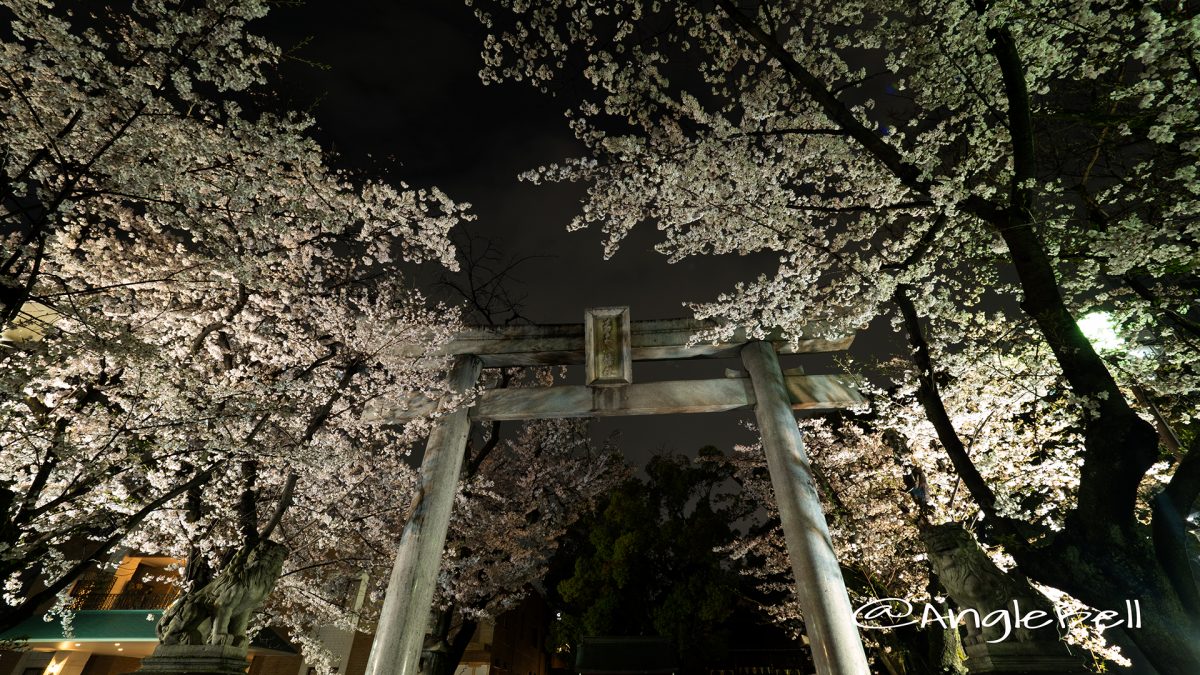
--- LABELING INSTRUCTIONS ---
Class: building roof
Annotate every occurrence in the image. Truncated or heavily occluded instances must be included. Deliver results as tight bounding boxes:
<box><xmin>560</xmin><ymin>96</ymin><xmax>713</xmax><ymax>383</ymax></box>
<box><xmin>0</xmin><ymin>610</ymin><xmax>296</xmax><ymax>654</ymax></box>
<box><xmin>1</xmin><ymin>610</ymin><xmax>162</xmax><ymax>643</ymax></box>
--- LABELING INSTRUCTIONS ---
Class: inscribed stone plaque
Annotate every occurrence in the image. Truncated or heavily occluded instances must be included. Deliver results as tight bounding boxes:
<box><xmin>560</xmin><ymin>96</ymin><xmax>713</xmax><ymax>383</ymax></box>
<box><xmin>584</xmin><ymin>307</ymin><xmax>632</xmax><ymax>387</ymax></box>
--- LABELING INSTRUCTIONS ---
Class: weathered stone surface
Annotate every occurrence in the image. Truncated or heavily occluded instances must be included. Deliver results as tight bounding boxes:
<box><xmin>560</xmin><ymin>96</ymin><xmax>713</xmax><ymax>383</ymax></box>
<box><xmin>963</xmin><ymin>641</ymin><xmax>1093</xmax><ymax>675</ymax></box>
<box><xmin>389</xmin><ymin>317</ymin><xmax>854</xmax><ymax>366</ymax></box>
<box><xmin>363</xmin><ymin>356</ymin><xmax>482</xmax><ymax>675</ymax></box>
<box><xmin>369</xmin><ymin>373</ymin><xmax>864</xmax><ymax>422</ymax></box>
<box><xmin>922</xmin><ymin>523</ymin><xmax>1090</xmax><ymax>673</ymax></box>
<box><xmin>584</xmin><ymin>307</ymin><xmax>632</xmax><ymax>386</ymax></box>
<box><xmin>742</xmin><ymin>341</ymin><xmax>870</xmax><ymax>675</ymax></box>
<box><xmin>158</xmin><ymin>540</ymin><xmax>288</xmax><ymax>649</ymax></box>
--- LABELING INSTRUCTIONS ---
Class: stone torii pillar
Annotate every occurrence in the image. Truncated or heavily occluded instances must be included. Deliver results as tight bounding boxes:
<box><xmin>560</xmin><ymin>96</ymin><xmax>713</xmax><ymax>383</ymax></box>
<box><xmin>742</xmin><ymin>341</ymin><xmax>870</xmax><ymax>675</ymax></box>
<box><xmin>363</xmin><ymin>355</ymin><xmax>481</xmax><ymax>675</ymax></box>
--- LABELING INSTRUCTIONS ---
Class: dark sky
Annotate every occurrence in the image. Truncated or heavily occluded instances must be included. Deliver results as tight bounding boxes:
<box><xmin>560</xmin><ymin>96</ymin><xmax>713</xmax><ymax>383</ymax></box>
<box><xmin>259</xmin><ymin>2</ymin><xmax>896</xmax><ymax>459</ymax></box>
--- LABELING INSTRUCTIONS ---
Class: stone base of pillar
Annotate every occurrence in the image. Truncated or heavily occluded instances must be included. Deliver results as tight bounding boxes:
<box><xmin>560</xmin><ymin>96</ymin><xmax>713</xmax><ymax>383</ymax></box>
<box><xmin>964</xmin><ymin>641</ymin><xmax>1091</xmax><ymax>674</ymax></box>
<box><xmin>130</xmin><ymin>644</ymin><xmax>250</xmax><ymax>675</ymax></box>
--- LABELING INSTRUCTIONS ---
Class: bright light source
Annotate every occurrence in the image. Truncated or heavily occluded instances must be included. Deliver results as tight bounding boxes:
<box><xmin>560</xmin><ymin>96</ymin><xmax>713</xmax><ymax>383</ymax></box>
<box><xmin>1078</xmin><ymin>312</ymin><xmax>1125</xmax><ymax>352</ymax></box>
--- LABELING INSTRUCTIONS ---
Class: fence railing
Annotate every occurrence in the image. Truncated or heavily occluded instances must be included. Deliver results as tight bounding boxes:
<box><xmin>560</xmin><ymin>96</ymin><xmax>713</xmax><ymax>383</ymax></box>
<box><xmin>66</xmin><ymin>589</ymin><xmax>179</xmax><ymax>610</ymax></box>
<box><xmin>706</xmin><ymin>649</ymin><xmax>814</xmax><ymax>675</ymax></box>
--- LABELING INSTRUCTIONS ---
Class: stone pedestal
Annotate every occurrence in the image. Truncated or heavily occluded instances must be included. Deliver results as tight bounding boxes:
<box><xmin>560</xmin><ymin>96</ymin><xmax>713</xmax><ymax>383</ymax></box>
<box><xmin>131</xmin><ymin>644</ymin><xmax>250</xmax><ymax>675</ymax></box>
<box><xmin>964</xmin><ymin>641</ymin><xmax>1091</xmax><ymax>674</ymax></box>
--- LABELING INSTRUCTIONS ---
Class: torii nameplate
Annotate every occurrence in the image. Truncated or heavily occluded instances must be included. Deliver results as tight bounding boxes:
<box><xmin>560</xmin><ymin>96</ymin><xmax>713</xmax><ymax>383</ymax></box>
<box><xmin>585</xmin><ymin>307</ymin><xmax>632</xmax><ymax>387</ymax></box>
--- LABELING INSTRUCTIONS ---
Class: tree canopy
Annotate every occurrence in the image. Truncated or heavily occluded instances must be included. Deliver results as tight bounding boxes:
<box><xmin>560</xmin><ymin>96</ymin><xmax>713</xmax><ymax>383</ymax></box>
<box><xmin>468</xmin><ymin>1</ymin><xmax>1200</xmax><ymax>672</ymax></box>
<box><xmin>0</xmin><ymin>0</ymin><xmax>465</xmax><ymax>643</ymax></box>
<box><xmin>551</xmin><ymin>449</ymin><xmax>752</xmax><ymax>673</ymax></box>
<box><xmin>4</xmin><ymin>1</ymin><xmax>1199</xmax><ymax>673</ymax></box>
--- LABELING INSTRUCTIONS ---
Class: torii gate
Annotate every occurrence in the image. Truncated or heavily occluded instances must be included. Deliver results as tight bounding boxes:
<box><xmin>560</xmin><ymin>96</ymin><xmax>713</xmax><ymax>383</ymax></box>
<box><xmin>362</xmin><ymin>309</ymin><xmax>871</xmax><ymax>675</ymax></box>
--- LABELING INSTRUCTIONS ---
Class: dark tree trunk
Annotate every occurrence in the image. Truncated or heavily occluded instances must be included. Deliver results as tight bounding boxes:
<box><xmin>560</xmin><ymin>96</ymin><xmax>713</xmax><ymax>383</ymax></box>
<box><xmin>924</xmin><ymin>623</ymin><xmax>967</xmax><ymax>675</ymax></box>
<box><xmin>445</xmin><ymin>617</ymin><xmax>479</xmax><ymax>674</ymax></box>
<box><xmin>1020</xmin><ymin>539</ymin><xmax>1200</xmax><ymax>675</ymax></box>
<box><xmin>422</xmin><ymin>606</ymin><xmax>478</xmax><ymax>675</ymax></box>
<box><xmin>422</xmin><ymin>607</ymin><xmax>454</xmax><ymax>675</ymax></box>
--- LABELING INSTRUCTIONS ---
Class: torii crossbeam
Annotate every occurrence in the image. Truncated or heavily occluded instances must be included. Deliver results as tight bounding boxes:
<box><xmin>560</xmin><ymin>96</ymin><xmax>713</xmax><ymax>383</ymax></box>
<box><xmin>363</xmin><ymin>309</ymin><xmax>871</xmax><ymax>675</ymax></box>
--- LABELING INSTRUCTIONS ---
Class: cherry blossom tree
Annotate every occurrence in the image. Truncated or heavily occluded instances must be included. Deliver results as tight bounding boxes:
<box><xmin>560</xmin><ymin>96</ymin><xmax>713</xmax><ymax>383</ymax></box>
<box><xmin>200</xmin><ymin>239</ymin><xmax>621</xmax><ymax>671</ymax></box>
<box><xmin>467</xmin><ymin>1</ymin><xmax>1200</xmax><ymax>672</ymax></box>
<box><xmin>726</xmin><ymin>407</ymin><xmax>1127</xmax><ymax>672</ymax></box>
<box><xmin>441</xmin><ymin>417</ymin><xmax>624</xmax><ymax>619</ymax></box>
<box><xmin>722</xmin><ymin>422</ymin><xmax>968</xmax><ymax>675</ymax></box>
<box><xmin>222</xmin><ymin>412</ymin><xmax>624</xmax><ymax>674</ymax></box>
<box><xmin>422</xmin><ymin>417</ymin><xmax>625</xmax><ymax>674</ymax></box>
<box><xmin>116</xmin><ymin>365</ymin><xmax>620</xmax><ymax>673</ymax></box>
<box><xmin>1</xmin><ymin>0</ymin><xmax>467</xmax><ymax>635</ymax></box>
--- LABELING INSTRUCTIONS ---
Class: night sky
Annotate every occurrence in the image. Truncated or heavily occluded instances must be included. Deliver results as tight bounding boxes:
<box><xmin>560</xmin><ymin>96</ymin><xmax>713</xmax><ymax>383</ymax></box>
<box><xmin>260</xmin><ymin>2</ymin><xmax>899</xmax><ymax>459</ymax></box>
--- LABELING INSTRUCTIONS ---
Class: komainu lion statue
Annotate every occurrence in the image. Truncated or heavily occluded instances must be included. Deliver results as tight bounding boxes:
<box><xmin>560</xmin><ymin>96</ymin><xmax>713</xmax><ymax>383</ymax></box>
<box><xmin>158</xmin><ymin>540</ymin><xmax>288</xmax><ymax>649</ymax></box>
<box><xmin>921</xmin><ymin>523</ymin><xmax>1057</xmax><ymax>646</ymax></box>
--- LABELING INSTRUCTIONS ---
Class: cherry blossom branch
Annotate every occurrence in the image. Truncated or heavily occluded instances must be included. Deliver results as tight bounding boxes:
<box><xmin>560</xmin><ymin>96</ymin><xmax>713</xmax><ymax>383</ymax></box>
<box><xmin>931</xmin><ymin>33</ymin><xmax>1006</xmax><ymax>127</ymax></box>
<box><xmin>189</xmin><ymin>283</ymin><xmax>250</xmax><ymax>356</ymax></box>
<box><xmin>33</xmin><ymin>265</ymin><xmax>208</xmax><ymax>299</ymax></box>
<box><xmin>713</xmin><ymin>0</ymin><xmax>937</xmax><ymax>202</ymax></box>
<box><xmin>243</xmin><ymin>359</ymin><xmax>361</xmax><ymax>543</ymax></box>
<box><xmin>0</xmin><ymin>90</ymin><xmax>148</xmax><ymax>323</ymax></box>
<box><xmin>239</xmin><ymin>459</ymin><xmax>261</xmax><ymax>545</ymax></box>
<box><xmin>980</xmin><ymin>16</ymin><xmax>1159</xmax><ymax>540</ymax></box>
<box><xmin>1</xmin><ymin>6</ymin><xmax>236</xmax><ymax>324</ymax></box>
<box><xmin>1123</xmin><ymin>275</ymin><xmax>1200</xmax><ymax>344</ymax></box>
<box><xmin>11</xmin><ymin>431</ymin><xmax>62</xmax><ymax>527</ymax></box>
<box><xmin>280</xmin><ymin>556</ymin><xmax>373</xmax><ymax>579</ymax></box>
<box><xmin>892</xmin><ymin>285</ymin><xmax>1039</xmax><ymax>547</ymax></box>
<box><xmin>729</xmin><ymin>127</ymin><xmax>848</xmax><ymax>138</ymax></box>
<box><xmin>891</xmin><ymin>287</ymin><xmax>994</xmax><ymax>512</ymax></box>
<box><xmin>0</xmin><ymin>65</ymin><xmax>69</xmax><ymax>167</ymax></box>
<box><xmin>259</xmin><ymin>472</ymin><xmax>298</xmax><ymax>543</ymax></box>
<box><xmin>13</xmin><ymin>376</ymin><xmax>130</xmax><ymax>526</ymax></box>
<box><xmin>6</xmin><ymin>110</ymin><xmax>84</xmax><ymax>189</ymax></box>
<box><xmin>785</xmin><ymin>200</ymin><xmax>932</xmax><ymax>214</ymax></box>
<box><xmin>881</xmin><ymin>430</ymin><xmax>932</xmax><ymax>525</ymax></box>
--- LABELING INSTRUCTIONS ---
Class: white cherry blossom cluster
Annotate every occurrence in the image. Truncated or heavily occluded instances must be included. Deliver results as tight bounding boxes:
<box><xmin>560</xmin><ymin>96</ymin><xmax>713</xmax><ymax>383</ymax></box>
<box><xmin>1</xmin><ymin>0</ymin><xmax>469</xmax><ymax>645</ymax></box>
<box><xmin>438</xmin><ymin>417</ymin><xmax>627</xmax><ymax>621</ymax></box>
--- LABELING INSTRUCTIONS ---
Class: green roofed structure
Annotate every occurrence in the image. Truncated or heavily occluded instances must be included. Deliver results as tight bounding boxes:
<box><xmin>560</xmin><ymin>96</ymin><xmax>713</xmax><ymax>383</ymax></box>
<box><xmin>0</xmin><ymin>554</ymin><xmax>298</xmax><ymax>675</ymax></box>
<box><xmin>574</xmin><ymin>637</ymin><xmax>676</xmax><ymax>675</ymax></box>
<box><xmin>0</xmin><ymin>610</ymin><xmax>162</xmax><ymax>645</ymax></box>
<box><xmin>0</xmin><ymin>609</ymin><xmax>295</xmax><ymax>656</ymax></box>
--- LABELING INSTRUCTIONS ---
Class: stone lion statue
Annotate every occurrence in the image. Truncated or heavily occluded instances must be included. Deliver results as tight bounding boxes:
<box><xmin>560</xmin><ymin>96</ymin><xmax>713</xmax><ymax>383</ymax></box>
<box><xmin>158</xmin><ymin>540</ymin><xmax>288</xmax><ymax>649</ymax></box>
<box><xmin>922</xmin><ymin>523</ymin><xmax>1056</xmax><ymax>646</ymax></box>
